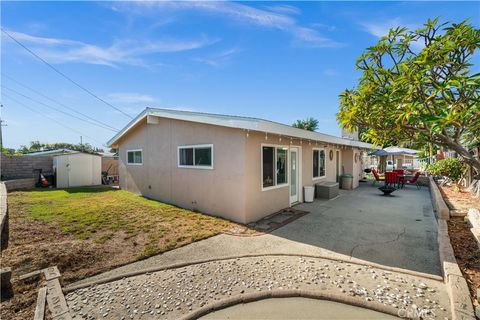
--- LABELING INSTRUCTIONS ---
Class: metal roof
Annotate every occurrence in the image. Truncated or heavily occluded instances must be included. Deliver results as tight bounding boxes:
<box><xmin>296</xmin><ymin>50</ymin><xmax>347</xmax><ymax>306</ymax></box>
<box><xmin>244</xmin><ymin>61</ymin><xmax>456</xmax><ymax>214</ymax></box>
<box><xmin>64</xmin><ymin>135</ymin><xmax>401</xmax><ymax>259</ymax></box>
<box><xmin>107</xmin><ymin>108</ymin><xmax>376</xmax><ymax>149</ymax></box>
<box><xmin>24</xmin><ymin>149</ymin><xmax>79</xmax><ymax>156</ymax></box>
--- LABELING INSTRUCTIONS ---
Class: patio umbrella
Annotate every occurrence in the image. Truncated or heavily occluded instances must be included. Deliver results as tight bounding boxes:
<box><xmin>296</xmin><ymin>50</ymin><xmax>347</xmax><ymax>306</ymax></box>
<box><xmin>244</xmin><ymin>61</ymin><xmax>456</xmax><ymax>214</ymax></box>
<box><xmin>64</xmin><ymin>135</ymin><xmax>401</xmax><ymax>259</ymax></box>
<box><xmin>368</xmin><ymin>146</ymin><xmax>419</xmax><ymax>156</ymax></box>
<box><xmin>368</xmin><ymin>146</ymin><xmax>419</xmax><ymax>170</ymax></box>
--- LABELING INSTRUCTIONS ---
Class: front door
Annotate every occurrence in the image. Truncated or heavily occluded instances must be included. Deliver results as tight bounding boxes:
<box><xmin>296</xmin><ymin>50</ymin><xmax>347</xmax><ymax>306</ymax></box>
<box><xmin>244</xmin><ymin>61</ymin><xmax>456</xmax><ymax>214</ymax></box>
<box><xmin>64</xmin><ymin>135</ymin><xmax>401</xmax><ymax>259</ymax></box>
<box><xmin>290</xmin><ymin>148</ymin><xmax>299</xmax><ymax>204</ymax></box>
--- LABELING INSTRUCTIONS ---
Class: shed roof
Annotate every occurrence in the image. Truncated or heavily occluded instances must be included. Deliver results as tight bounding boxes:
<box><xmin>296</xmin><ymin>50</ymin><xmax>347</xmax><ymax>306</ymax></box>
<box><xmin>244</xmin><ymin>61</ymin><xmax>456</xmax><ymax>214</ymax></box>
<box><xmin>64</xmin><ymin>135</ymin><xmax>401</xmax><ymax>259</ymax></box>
<box><xmin>108</xmin><ymin>108</ymin><xmax>376</xmax><ymax>149</ymax></box>
<box><xmin>24</xmin><ymin>149</ymin><xmax>79</xmax><ymax>157</ymax></box>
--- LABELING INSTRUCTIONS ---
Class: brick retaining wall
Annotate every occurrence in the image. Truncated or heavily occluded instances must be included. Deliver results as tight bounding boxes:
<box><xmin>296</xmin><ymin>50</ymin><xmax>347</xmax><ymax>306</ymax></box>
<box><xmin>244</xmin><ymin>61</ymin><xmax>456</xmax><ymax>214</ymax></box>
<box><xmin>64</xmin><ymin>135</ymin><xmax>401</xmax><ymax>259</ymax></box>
<box><xmin>1</xmin><ymin>155</ymin><xmax>53</xmax><ymax>181</ymax></box>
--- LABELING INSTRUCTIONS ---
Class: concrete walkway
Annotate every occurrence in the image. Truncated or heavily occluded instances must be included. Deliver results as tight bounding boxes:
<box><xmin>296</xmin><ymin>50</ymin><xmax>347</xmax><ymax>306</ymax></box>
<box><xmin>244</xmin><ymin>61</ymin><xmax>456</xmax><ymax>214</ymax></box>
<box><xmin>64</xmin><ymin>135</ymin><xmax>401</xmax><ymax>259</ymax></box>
<box><xmin>200</xmin><ymin>297</ymin><xmax>399</xmax><ymax>319</ymax></box>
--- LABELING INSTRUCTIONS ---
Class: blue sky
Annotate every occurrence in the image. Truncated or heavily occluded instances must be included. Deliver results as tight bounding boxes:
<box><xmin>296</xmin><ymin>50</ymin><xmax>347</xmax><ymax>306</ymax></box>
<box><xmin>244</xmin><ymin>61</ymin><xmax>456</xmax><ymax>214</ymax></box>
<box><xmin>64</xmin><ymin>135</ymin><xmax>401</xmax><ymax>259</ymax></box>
<box><xmin>2</xmin><ymin>1</ymin><xmax>479</xmax><ymax>150</ymax></box>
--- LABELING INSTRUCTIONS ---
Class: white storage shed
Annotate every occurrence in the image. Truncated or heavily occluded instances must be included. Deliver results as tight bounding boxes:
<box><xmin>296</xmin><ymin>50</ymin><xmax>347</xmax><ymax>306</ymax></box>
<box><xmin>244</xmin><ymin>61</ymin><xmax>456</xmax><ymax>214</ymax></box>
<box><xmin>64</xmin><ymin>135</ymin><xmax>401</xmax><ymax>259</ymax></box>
<box><xmin>53</xmin><ymin>152</ymin><xmax>102</xmax><ymax>188</ymax></box>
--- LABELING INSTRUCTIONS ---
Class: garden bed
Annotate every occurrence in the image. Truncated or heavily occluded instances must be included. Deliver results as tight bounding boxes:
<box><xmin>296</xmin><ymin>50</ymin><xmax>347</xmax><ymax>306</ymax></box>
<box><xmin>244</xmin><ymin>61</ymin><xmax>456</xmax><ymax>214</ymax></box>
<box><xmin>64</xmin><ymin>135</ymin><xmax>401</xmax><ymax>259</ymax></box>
<box><xmin>1</xmin><ymin>186</ymin><xmax>252</xmax><ymax>319</ymax></box>
<box><xmin>438</xmin><ymin>183</ymin><xmax>480</xmax><ymax>215</ymax></box>
<box><xmin>447</xmin><ymin>218</ymin><xmax>480</xmax><ymax>306</ymax></box>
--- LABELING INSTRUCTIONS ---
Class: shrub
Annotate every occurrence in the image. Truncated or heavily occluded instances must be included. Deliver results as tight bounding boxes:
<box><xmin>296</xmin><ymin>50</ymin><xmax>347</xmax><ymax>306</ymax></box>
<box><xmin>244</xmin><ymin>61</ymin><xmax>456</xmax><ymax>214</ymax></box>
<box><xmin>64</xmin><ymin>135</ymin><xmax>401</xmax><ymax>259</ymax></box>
<box><xmin>426</xmin><ymin>158</ymin><xmax>466</xmax><ymax>182</ymax></box>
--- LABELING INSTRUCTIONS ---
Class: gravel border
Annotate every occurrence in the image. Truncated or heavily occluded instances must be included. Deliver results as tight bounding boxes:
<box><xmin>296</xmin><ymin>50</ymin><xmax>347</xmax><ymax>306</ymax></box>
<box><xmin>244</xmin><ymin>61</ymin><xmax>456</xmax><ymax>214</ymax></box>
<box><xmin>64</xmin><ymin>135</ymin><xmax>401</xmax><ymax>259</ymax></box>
<box><xmin>63</xmin><ymin>252</ymin><xmax>443</xmax><ymax>294</ymax></box>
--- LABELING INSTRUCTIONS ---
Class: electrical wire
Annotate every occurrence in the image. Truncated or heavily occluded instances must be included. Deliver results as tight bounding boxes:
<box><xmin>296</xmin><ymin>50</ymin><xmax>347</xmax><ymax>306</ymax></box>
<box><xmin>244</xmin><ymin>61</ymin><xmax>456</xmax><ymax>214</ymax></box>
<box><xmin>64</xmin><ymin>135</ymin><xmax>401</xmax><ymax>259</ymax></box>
<box><xmin>2</xmin><ymin>73</ymin><xmax>119</xmax><ymax>132</ymax></box>
<box><xmin>1</xmin><ymin>28</ymin><xmax>133</xmax><ymax>119</ymax></box>
<box><xmin>2</xmin><ymin>92</ymin><xmax>106</xmax><ymax>146</ymax></box>
<box><xmin>2</xmin><ymin>85</ymin><xmax>118</xmax><ymax>132</ymax></box>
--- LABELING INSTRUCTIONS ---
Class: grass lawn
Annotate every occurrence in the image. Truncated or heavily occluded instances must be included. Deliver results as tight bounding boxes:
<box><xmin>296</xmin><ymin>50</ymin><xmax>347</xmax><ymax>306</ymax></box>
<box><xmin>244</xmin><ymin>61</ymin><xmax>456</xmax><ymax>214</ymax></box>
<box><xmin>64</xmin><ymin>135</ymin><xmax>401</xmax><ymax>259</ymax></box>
<box><xmin>1</xmin><ymin>186</ymin><xmax>247</xmax><ymax>320</ymax></box>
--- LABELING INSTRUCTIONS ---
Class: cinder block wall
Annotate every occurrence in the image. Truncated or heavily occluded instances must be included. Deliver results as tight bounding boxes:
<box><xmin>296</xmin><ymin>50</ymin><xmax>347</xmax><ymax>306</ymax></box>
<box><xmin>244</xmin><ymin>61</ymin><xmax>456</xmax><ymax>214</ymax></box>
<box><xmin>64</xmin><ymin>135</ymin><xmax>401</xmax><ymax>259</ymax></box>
<box><xmin>0</xmin><ymin>155</ymin><xmax>53</xmax><ymax>180</ymax></box>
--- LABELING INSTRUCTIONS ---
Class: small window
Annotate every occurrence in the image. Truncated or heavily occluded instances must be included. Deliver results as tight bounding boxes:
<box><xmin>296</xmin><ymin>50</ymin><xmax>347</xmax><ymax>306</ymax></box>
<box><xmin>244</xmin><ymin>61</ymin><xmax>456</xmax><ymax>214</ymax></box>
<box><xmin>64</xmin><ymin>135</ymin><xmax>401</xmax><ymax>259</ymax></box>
<box><xmin>313</xmin><ymin>148</ymin><xmax>326</xmax><ymax>178</ymax></box>
<box><xmin>127</xmin><ymin>149</ymin><xmax>143</xmax><ymax>165</ymax></box>
<box><xmin>262</xmin><ymin>145</ymin><xmax>288</xmax><ymax>189</ymax></box>
<box><xmin>178</xmin><ymin>144</ymin><xmax>213</xmax><ymax>169</ymax></box>
<box><xmin>263</xmin><ymin>147</ymin><xmax>275</xmax><ymax>188</ymax></box>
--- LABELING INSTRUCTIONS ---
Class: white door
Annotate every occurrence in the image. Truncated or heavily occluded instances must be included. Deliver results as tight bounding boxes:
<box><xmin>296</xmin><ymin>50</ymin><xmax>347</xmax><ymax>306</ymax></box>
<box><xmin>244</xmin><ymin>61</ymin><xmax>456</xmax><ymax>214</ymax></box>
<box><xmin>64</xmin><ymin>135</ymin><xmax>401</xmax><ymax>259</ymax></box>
<box><xmin>290</xmin><ymin>148</ymin><xmax>299</xmax><ymax>204</ymax></box>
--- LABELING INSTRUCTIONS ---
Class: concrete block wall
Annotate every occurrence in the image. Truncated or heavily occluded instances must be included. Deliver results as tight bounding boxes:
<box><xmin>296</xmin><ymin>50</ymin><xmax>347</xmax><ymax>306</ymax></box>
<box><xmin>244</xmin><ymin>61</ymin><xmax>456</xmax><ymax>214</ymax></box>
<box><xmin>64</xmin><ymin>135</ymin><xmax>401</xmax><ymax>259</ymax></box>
<box><xmin>4</xmin><ymin>178</ymin><xmax>35</xmax><ymax>191</ymax></box>
<box><xmin>0</xmin><ymin>155</ymin><xmax>53</xmax><ymax>180</ymax></box>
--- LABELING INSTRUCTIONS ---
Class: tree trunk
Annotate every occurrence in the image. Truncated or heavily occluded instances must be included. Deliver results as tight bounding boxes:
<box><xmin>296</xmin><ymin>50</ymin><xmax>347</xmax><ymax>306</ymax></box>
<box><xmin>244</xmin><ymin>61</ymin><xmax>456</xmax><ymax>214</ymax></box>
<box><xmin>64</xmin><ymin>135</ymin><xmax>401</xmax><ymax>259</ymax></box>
<box><xmin>436</xmin><ymin>136</ymin><xmax>480</xmax><ymax>178</ymax></box>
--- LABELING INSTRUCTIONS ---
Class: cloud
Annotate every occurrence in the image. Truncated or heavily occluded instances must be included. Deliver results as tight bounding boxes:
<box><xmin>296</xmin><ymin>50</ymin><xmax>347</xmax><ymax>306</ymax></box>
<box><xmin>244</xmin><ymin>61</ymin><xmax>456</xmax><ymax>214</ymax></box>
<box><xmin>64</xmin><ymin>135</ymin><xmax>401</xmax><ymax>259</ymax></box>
<box><xmin>194</xmin><ymin>46</ymin><xmax>242</xmax><ymax>67</ymax></box>
<box><xmin>267</xmin><ymin>5</ymin><xmax>301</xmax><ymax>16</ymax></box>
<box><xmin>359</xmin><ymin>19</ymin><xmax>424</xmax><ymax>50</ymax></box>
<box><xmin>105</xmin><ymin>92</ymin><xmax>156</xmax><ymax>104</ymax></box>
<box><xmin>360</xmin><ymin>18</ymin><xmax>404</xmax><ymax>38</ymax></box>
<box><xmin>113</xmin><ymin>1</ymin><xmax>343</xmax><ymax>48</ymax></box>
<box><xmin>3</xmin><ymin>30</ymin><xmax>217</xmax><ymax>67</ymax></box>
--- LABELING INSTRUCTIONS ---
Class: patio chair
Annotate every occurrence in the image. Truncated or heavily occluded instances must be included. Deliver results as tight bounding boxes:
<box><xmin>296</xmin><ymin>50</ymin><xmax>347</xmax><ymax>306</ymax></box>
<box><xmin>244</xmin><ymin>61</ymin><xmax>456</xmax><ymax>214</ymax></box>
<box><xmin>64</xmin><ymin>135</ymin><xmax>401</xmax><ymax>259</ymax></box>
<box><xmin>384</xmin><ymin>172</ymin><xmax>399</xmax><ymax>188</ymax></box>
<box><xmin>400</xmin><ymin>172</ymin><xmax>421</xmax><ymax>189</ymax></box>
<box><xmin>393</xmin><ymin>169</ymin><xmax>404</xmax><ymax>176</ymax></box>
<box><xmin>371</xmin><ymin>169</ymin><xmax>384</xmax><ymax>186</ymax></box>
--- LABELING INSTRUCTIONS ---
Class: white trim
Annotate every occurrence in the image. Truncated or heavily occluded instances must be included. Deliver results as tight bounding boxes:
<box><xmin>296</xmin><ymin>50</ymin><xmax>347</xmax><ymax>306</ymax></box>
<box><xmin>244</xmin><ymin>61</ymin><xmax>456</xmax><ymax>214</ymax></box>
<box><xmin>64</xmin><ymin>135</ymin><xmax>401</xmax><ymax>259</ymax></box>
<box><xmin>312</xmin><ymin>147</ymin><xmax>327</xmax><ymax>180</ymax></box>
<box><xmin>177</xmin><ymin>144</ymin><xmax>214</xmax><ymax>170</ymax></box>
<box><xmin>261</xmin><ymin>143</ymin><xmax>289</xmax><ymax>192</ymax></box>
<box><xmin>108</xmin><ymin>108</ymin><xmax>377</xmax><ymax>150</ymax></box>
<box><xmin>289</xmin><ymin>146</ymin><xmax>302</xmax><ymax>204</ymax></box>
<box><xmin>126</xmin><ymin>149</ymin><xmax>143</xmax><ymax>165</ymax></box>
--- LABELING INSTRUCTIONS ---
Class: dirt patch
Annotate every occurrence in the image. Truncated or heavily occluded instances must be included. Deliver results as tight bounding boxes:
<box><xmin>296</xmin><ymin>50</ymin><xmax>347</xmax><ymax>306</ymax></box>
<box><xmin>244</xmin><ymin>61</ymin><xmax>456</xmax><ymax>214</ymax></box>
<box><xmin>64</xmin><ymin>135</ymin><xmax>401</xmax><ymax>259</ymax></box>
<box><xmin>1</xmin><ymin>187</ymin><xmax>256</xmax><ymax>320</ymax></box>
<box><xmin>438</xmin><ymin>183</ymin><xmax>480</xmax><ymax>214</ymax></box>
<box><xmin>447</xmin><ymin>218</ymin><xmax>480</xmax><ymax>305</ymax></box>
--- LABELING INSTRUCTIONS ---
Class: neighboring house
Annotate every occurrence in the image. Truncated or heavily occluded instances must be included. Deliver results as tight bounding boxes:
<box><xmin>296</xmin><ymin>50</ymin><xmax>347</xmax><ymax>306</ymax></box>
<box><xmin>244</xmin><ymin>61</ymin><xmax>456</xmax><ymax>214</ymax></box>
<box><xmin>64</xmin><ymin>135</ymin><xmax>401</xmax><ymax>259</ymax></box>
<box><xmin>108</xmin><ymin>108</ymin><xmax>374</xmax><ymax>224</ymax></box>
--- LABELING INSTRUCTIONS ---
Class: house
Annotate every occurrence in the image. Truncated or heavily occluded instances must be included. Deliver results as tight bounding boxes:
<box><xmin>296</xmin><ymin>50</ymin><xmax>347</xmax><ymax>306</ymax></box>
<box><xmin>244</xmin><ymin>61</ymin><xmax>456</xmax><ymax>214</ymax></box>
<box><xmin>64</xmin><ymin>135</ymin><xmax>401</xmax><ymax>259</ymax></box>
<box><xmin>108</xmin><ymin>108</ymin><xmax>375</xmax><ymax>224</ymax></box>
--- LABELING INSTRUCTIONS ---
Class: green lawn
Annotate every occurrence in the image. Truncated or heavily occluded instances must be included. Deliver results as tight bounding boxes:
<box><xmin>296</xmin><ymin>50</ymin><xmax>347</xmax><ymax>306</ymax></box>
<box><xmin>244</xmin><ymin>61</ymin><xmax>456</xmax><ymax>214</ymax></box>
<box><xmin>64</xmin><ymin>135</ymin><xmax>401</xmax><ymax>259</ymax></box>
<box><xmin>8</xmin><ymin>186</ymin><xmax>234</xmax><ymax>259</ymax></box>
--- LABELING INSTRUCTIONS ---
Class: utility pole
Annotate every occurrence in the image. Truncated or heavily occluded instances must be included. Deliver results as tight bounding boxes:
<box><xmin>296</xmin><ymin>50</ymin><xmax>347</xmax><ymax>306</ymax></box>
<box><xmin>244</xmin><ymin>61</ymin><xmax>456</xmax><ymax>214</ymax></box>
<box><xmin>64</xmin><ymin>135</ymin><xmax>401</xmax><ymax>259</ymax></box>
<box><xmin>0</xmin><ymin>104</ymin><xmax>6</xmax><ymax>150</ymax></box>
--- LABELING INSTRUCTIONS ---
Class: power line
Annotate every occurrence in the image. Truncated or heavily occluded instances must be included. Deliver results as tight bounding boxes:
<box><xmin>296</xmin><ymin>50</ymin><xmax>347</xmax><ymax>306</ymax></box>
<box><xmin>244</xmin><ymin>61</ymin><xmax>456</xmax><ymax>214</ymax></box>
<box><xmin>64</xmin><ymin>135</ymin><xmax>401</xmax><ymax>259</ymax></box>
<box><xmin>1</xmin><ymin>28</ymin><xmax>133</xmax><ymax>119</ymax></box>
<box><xmin>3</xmin><ymin>92</ymin><xmax>105</xmax><ymax>145</ymax></box>
<box><xmin>2</xmin><ymin>85</ymin><xmax>118</xmax><ymax>132</ymax></box>
<box><xmin>2</xmin><ymin>73</ymin><xmax>119</xmax><ymax>132</ymax></box>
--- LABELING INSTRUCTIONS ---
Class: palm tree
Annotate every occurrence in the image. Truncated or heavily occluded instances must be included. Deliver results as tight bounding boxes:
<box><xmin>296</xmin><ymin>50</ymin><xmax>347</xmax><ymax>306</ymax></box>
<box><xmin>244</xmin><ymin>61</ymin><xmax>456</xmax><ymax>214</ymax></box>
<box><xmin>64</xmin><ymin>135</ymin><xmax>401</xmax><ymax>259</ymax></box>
<box><xmin>292</xmin><ymin>117</ymin><xmax>319</xmax><ymax>131</ymax></box>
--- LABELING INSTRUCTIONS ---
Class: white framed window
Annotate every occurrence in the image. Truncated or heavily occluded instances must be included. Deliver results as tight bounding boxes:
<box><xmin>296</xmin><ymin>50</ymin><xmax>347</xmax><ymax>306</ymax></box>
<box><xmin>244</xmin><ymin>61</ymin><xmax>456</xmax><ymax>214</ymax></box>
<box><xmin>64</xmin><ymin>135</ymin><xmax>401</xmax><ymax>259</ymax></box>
<box><xmin>126</xmin><ymin>149</ymin><xmax>143</xmax><ymax>165</ymax></box>
<box><xmin>313</xmin><ymin>148</ymin><xmax>326</xmax><ymax>179</ymax></box>
<box><xmin>262</xmin><ymin>144</ymin><xmax>288</xmax><ymax>190</ymax></box>
<box><xmin>178</xmin><ymin>144</ymin><xmax>213</xmax><ymax>169</ymax></box>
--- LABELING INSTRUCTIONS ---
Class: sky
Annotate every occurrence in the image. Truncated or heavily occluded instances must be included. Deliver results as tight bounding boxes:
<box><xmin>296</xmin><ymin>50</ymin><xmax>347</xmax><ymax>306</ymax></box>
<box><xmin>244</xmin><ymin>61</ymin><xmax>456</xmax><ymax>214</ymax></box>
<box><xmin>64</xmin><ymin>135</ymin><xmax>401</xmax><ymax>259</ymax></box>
<box><xmin>1</xmin><ymin>1</ymin><xmax>479</xmax><ymax>150</ymax></box>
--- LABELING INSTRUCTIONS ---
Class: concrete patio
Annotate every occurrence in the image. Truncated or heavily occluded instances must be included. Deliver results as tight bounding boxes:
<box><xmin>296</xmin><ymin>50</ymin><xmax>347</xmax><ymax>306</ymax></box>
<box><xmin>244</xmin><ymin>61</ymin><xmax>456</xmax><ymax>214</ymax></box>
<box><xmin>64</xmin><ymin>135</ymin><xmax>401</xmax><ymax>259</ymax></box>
<box><xmin>280</xmin><ymin>182</ymin><xmax>441</xmax><ymax>275</ymax></box>
<box><xmin>65</xmin><ymin>181</ymin><xmax>447</xmax><ymax>319</ymax></box>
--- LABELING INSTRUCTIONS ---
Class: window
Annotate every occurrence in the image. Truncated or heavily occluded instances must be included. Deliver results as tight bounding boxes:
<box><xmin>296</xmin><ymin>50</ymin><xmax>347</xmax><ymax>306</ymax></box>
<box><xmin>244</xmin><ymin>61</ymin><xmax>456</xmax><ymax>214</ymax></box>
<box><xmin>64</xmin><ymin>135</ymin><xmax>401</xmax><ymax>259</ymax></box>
<box><xmin>127</xmin><ymin>149</ymin><xmax>143</xmax><ymax>165</ymax></box>
<box><xmin>313</xmin><ymin>149</ymin><xmax>326</xmax><ymax>178</ymax></box>
<box><xmin>262</xmin><ymin>145</ymin><xmax>288</xmax><ymax>189</ymax></box>
<box><xmin>178</xmin><ymin>144</ymin><xmax>213</xmax><ymax>169</ymax></box>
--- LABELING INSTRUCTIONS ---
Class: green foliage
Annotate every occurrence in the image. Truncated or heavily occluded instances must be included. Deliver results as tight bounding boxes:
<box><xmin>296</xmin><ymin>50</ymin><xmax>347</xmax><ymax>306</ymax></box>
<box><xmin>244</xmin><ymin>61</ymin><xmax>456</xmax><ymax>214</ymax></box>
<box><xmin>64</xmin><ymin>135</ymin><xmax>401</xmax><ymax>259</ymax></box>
<box><xmin>426</xmin><ymin>158</ymin><xmax>466</xmax><ymax>182</ymax></box>
<box><xmin>1</xmin><ymin>147</ymin><xmax>21</xmax><ymax>156</ymax></box>
<box><xmin>292</xmin><ymin>117</ymin><xmax>319</xmax><ymax>131</ymax></box>
<box><xmin>337</xmin><ymin>18</ymin><xmax>480</xmax><ymax>174</ymax></box>
<box><xmin>18</xmin><ymin>140</ymin><xmax>104</xmax><ymax>154</ymax></box>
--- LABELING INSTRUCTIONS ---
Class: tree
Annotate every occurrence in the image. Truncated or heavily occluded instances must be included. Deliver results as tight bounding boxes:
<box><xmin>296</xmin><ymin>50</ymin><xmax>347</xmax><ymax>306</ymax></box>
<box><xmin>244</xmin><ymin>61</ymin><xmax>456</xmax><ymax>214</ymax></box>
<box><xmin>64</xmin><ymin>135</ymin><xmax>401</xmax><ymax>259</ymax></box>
<box><xmin>18</xmin><ymin>141</ymin><xmax>104</xmax><ymax>154</ymax></box>
<box><xmin>337</xmin><ymin>19</ymin><xmax>480</xmax><ymax>182</ymax></box>
<box><xmin>292</xmin><ymin>117</ymin><xmax>319</xmax><ymax>131</ymax></box>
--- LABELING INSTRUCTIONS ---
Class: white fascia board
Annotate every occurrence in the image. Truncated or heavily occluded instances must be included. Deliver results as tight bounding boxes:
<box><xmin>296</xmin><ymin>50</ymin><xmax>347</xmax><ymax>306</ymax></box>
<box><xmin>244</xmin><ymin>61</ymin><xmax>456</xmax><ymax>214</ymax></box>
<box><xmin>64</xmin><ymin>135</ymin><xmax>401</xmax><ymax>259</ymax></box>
<box><xmin>108</xmin><ymin>108</ymin><xmax>377</xmax><ymax>150</ymax></box>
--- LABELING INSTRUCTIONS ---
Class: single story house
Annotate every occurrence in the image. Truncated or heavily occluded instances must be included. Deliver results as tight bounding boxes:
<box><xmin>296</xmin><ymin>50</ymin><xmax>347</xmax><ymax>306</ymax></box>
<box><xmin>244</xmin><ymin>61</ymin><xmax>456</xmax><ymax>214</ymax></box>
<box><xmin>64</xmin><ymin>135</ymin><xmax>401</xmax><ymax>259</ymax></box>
<box><xmin>108</xmin><ymin>108</ymin><xmax>375</xmax><ymax>224</ymax></box>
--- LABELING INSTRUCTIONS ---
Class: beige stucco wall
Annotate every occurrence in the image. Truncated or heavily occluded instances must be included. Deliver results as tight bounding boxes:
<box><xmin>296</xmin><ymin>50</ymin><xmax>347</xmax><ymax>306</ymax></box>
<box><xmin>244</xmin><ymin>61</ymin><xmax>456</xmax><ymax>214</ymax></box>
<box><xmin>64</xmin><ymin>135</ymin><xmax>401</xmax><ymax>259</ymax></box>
<box><xmin>244</xmin><ymin>133</ymin><xmax>344</xmax><ymax>223</ymax></box>
<box><xmin>117</xmin><ymin>117</ymin><xmax>367</xmax><ymax>224</ymax></box>
<box><xmin>117</xmin><ymin>117</ymin><xmax>247</xmax><ymax>223</ymax></box>
<box><xmin>341</xmin><ymin>147</ymin><xmax>363</xmax><ymax>189</ymax></box>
